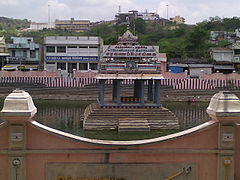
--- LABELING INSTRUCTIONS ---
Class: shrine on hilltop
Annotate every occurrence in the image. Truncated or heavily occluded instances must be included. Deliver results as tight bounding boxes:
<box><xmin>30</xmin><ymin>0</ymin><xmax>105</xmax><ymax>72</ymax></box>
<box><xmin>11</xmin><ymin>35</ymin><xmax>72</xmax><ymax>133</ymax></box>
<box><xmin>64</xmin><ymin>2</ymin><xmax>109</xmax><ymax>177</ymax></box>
<box><xmin>96</xmin><ymin>28</ymin><xmax>166</xmax><ymax>107</ymax></box>
<box><xmin>83</xmin><ymin>29</ymin><xmax>179</xmax><ymax>131</ymax></box>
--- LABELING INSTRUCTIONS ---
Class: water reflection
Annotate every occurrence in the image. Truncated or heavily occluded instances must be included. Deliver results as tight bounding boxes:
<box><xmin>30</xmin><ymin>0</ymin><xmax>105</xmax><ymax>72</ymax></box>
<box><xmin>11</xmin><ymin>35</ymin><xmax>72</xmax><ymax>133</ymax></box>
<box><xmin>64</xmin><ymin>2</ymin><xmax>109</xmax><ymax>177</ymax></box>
<box><xmin>0</xmin><ymin>100</ymin><xmax>210</xmax><ymax>140</ymax></box>
<box><xmin>32</xmin><ymin>100</ymin><xmax>89</xmax><ymax>135</ymax></box>
<box><xmin>162</xmin><ymin>101</ymin><xmax>210</xmax><ymax>130</ymax></box>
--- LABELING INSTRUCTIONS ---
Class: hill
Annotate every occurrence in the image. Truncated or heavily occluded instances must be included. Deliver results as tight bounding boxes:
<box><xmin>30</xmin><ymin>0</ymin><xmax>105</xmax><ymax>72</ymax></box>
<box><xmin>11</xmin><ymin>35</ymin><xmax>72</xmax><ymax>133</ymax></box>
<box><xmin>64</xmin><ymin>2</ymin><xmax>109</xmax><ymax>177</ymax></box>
<box><xmin>0</xmin><ymin>17</ymin><xmax>30</xmax><ymax>30</ymax></box>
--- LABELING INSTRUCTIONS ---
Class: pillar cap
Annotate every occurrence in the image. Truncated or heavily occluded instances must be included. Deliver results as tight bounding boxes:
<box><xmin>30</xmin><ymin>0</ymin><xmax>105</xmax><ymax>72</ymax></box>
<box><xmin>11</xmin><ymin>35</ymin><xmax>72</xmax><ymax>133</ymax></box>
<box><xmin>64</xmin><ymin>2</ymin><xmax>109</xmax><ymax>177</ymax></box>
<box><xmin>207</xmin><ymin>91</ymin><xmax>240</xmax><ymax>117</ymax></box>
<box><xmin>1</xmin><ymin>89</ymin><xmax>37</xmax><ymax>119</ymax></box>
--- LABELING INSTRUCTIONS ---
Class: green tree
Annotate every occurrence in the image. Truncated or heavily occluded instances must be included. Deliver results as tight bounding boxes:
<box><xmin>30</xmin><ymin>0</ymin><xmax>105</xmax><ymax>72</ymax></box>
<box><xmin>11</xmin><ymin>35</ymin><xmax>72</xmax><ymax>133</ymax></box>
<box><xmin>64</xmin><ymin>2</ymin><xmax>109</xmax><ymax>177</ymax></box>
<box><xmin>133</xmin><ymin>18</ymin><xmax>146</xmax><ymax>34</ymax></box>
<box><xmin>159</xmin><ymin>38</ymin><xmax>186</xmax><ymax>58</ymax></box>
<box><xmin>185</xmin><ymin>26</ymin><xmax>208</xmax><ymax>58</ymax></box>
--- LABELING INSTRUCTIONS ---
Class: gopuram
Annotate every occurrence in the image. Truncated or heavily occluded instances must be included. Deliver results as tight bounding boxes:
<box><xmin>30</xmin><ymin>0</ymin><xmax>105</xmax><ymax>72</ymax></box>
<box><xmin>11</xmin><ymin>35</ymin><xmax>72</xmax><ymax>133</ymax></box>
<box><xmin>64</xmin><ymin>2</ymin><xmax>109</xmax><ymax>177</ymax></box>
<box><xmin>83</xmin><ymin>29</ymin><xmax>179</xmax><ymax>131</ymax></box>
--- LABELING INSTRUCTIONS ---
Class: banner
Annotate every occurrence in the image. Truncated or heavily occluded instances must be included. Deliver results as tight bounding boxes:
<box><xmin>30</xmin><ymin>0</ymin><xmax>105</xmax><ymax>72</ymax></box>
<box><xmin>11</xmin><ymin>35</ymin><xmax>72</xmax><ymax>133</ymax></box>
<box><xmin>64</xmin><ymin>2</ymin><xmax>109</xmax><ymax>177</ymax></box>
<box><xmin>46</xmin><ymin>56</ymin><xmax>98</xmax><ymax>61</ymax></box>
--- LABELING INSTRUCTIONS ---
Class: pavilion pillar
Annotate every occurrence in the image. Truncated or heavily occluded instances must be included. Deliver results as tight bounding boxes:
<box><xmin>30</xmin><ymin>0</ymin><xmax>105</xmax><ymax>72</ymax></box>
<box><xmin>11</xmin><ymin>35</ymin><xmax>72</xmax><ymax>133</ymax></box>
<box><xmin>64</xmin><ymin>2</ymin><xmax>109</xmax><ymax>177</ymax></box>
<box><xmin>154</xmin><ymin>80</ymin><xmax>161</xmax><ymax>106</ymax></box>
<box><xmin>112</xmin><ymin>80</ymin><xmax>117</xmax><ymax>102</ymax></box>
<box><xmin>116</xmin><ymin>80</ymin><xmax>121</xmax><ymax>105</ymax></box>
<box><xmin>139</xmin><ymin>80</ymin><xmax>145</xmax><ymax>105</ymax></box>
<box><xmin>134</xmin><ymin>80</ymin><xmax>140</xmax><ymax>98</ymax></box>
<box><xmin>147</xmin><ymin>80</ymin><xmax>153</xmax><ymax>101</ymax></box>
<box><xmin>98</xmin><ymin>79</ymin><xmax>105</xmax><ymax>106</ymax></box>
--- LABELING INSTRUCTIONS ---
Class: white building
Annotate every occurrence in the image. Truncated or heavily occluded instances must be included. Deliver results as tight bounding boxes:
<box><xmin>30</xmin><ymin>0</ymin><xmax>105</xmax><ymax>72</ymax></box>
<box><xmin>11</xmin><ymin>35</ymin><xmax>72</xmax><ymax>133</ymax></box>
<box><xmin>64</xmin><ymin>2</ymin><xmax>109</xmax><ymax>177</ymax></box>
<box><xmin>44</xmin><ymin>36</ymin><xmax>103</xmax><ymax>75</ymax></box>
<box><xmin>210</xmin><ymin>48</ymin><xmax>233</xmax><ymax>63</ymax></box>
<box><xmin>138</xmin><ymin>11</ymin><xmax>159</xmax><ymax>21</ymax></box>
<box><xmin>29</xmin><ymin>22</ymin><xmax>48</xmax><ymax>30</ymax></box>
<box><xmin>236</xmin><ymin>28</ymin><xmax>240</xmax><ymax>38</ymax></box>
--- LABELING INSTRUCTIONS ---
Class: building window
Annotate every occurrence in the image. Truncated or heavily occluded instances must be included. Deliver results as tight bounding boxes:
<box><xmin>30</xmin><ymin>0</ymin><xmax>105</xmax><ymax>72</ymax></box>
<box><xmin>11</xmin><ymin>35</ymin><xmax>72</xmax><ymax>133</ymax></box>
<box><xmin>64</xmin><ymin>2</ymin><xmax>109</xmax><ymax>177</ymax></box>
<box><xmin>68</xmin><ymin>63</ymin><xmax>77</xmax><ymax>73</ymax></box>
<box><xmin>57</xmin><ymin>46</ymin><xmax>66</xmax><ymax>53</ymax></box>
<box><xmin>23</xmin><ymin>50</ymin><xmax>27</xmax><ymax>57</ymax></box>
<box><xmin>79</xmin><ymin>46</ymin><xmax>88</xmax><ymax>48</ymax></box>
<box><xmin>46</xmin><ymin>62</ymin><xmax>55</xmax><ymax>64</ymax></box>
<box><xmin>234</xmin><ymin>49</ymin><xmax>240</xmax><ymax>55</ymax></box>
<box><xmin>57</xmin><ymin>62</ymin><xmax>66</xmax><ymax>70</ymax></box>
<box><xmin>79</xmin><ymin>63</ymin><xmax>88</xmax><ymax>70</ymax></box>
<box><xmin>12</xmin><ymin>50</ymin><xmax>15</xmax><ymax>57</ymax></box>
<box><xmin>89</xmin><ymin>63</ymin><xmax>98</xmax><ymax>70</ymax></box>
<box><xmin>89</xmin><ymin>46</ymin><xmax>98</xmax><ymax>49</ymax></box>
<box><xmin>68</xmin><ymin>46</ymin><xmax>77</xmax><ymax>48</ymax></box>
<box><xmin>46</xmin><ymin>46</ymin><xmax>55</xmax><ymax>53</ymax></box>
<box><xmin>30</xmin><ymin>50</ymin><xmax>36</xmax><ymax>58</ymax></box>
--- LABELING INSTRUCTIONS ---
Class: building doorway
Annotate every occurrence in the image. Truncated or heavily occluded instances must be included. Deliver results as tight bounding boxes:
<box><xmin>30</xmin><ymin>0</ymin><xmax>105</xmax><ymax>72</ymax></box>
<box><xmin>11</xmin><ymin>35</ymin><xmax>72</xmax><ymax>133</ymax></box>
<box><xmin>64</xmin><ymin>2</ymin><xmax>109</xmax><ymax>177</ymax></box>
<box><xmin>68</xmin><ymin>63</ymin><xmax>77</xmax><ymax>73</ymax></box>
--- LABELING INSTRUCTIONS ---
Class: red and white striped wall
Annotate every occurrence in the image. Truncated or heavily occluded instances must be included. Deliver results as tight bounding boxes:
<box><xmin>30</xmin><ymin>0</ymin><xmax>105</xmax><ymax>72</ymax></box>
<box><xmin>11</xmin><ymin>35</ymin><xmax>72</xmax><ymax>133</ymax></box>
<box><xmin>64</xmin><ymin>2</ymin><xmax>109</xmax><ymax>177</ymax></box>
<box><xmin>1</xmin><ymin>76</ymin><xmax>240</xmax><ymax>89</ymax></box>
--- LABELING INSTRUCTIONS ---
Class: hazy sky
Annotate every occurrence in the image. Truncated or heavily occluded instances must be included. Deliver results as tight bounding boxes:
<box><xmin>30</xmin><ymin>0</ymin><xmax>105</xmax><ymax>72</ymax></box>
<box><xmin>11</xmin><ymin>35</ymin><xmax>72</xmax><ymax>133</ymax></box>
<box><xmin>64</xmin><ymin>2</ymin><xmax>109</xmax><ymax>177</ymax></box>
<box><xmin>0</xmin><ymin>0</ymin><xmax>239</xmax><ymax>24</ymax></box>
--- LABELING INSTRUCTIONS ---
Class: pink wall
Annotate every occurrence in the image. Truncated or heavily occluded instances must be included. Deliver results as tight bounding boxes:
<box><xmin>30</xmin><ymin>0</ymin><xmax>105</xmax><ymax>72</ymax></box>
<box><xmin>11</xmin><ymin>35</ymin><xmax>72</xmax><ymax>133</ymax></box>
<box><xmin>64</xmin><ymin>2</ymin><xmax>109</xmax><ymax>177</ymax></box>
<box><xmin>0</xmin><ymin>71</ymin><xmax>58</xmax><ymax>77</ymax></box>
<box><xmin>235</xmin><ymin>125</ymin><xmax>240</xmax><ymax>179</ymax></box>
<box><xmin>162</xmin><ymin>72</ymin><xmax>186</xmax><ymax>79</ymax></box>
<box><xmin>73</xmin><ymin>71</ymin><xmax>97</xmax><ymax>78</ymax></box>
<box><xmin>0</xmin><ymin>71</ymin><xmax>97</xmax><ymax>78</ymax></box>
<box><xmin>1</xmin><ymin>70</ymin><xmax>240</xmax><ymax>81</ymax></box>
<box><xmin>0</xmin><ymin>117</ymin><xmax>238</xmax><ymax>179</ymax></box>
<box><xmin>203</xmin><ymin>72</ymin><xmax>240</xmax><ymax>80</ymax></box>
<box><xmin>0</xmin><ymin>124</ymin><xmax>8</xmax><ymax>180</ymax></box>
<box><xmin>20</xmin><ymin>121</ymin><xmax>219</xmax><ymax>180</ymax></box>
<box><xmin>0</xmin><ymin>155</ymin><xmax>8</xmax><ymax>180</ymax></box>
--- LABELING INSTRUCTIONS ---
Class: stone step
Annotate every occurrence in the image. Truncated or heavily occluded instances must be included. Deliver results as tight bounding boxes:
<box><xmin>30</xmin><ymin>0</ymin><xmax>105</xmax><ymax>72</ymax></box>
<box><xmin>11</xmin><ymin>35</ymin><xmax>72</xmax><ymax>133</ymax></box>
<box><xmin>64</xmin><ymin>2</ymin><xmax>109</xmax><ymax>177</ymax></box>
<box><xmin>87</xmin><ymin>115</ymin><xmax>176</xmax><ymax>118</ymax></box>
<box><xmin>118</xmin><ymin>118</ymin><xmax>150</xmax><ymax>132</ymax></box>
<box><xmin>84</xmin><ymin>124</ymin><xmax>117</xmax><ymax>127</ymax></box>
<box><xmin>89</xmin><ymin>112</ymin><xmax>174</xmax><ymax>116</ymax></box>
<box><xmin>85</xmin><ymin>118</ymin><xmax>177</xmax><ymax>122</ymax></box>
<box><xmin>118</xmin><ymin>126</ymin><xmax>150</xmax><ymax>132</ymax></box>
<box><xmin>84</xmin><ymin>103</ymin><xmax>179</xmax><ymax>131</ymax></box>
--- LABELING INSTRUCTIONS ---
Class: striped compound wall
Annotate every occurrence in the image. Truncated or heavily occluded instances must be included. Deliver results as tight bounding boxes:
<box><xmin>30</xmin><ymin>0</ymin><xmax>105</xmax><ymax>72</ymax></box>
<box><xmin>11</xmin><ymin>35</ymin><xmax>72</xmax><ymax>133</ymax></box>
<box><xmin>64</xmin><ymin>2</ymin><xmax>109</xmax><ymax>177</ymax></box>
<box><xmin>1</xmin><ymin>76</ymin><xmax>240</xmax><ymax>89</ymax></box>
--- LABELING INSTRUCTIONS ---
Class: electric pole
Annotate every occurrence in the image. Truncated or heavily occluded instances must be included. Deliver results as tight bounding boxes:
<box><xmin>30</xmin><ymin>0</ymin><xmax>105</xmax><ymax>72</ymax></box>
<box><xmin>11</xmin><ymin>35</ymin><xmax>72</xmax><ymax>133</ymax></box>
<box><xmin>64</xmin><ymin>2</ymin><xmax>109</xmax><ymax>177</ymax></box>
<box><xmin>166</xmin><ymin>5</ymin><xmax>169</xmax><ymax>20</ymax></box>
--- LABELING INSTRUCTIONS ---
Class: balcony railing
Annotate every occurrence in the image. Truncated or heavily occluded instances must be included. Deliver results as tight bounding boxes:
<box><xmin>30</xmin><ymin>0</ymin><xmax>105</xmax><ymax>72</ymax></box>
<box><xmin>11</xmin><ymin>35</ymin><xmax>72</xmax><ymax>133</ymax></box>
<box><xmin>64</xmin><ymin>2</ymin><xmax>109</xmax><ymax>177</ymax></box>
<box><xmin>6</xmin><ymin>56</ymin><xmax>27</xmax><ymax>61</ymax></box>
<box><xmin>7</xmin><ymin>43</ymin><xmax>39</xmax><ymax>49</ymax></box>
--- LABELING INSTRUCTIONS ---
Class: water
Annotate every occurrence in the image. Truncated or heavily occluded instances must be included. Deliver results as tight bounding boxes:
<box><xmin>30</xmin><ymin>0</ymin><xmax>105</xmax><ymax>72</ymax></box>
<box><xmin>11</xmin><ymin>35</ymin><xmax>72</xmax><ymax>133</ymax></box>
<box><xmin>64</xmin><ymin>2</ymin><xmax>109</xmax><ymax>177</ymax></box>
<box><xmin>0</xmin><ymin>100</ymin><xmax>210</xmax><ymax>140</ymax></box>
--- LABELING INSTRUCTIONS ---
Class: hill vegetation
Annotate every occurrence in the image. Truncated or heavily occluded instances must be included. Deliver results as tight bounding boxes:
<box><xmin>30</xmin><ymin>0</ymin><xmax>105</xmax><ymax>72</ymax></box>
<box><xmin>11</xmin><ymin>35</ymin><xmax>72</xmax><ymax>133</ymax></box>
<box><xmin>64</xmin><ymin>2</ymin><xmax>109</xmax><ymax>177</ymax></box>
<box><xmin>0</xmin><ymin>17</ymin><xmax>30</xmax><ymax>30</ymax></box>
<box><xmin>1</xmin><ymin>16</ymin><xmax>240</xmax><ymax>59</ymax></box>
<box><xmin>84</xmin><ymin>16</ymin><xmax>240</xmax><ymax>59</ymax></box>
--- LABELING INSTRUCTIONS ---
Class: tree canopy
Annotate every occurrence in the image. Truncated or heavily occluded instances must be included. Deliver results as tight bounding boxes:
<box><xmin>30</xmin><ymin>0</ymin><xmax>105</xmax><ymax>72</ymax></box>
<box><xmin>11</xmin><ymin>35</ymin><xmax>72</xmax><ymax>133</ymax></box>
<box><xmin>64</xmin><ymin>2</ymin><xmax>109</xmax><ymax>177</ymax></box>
<box><xmin>1</xmin><ymin>16</ymin><xmax>240</xmax><ymax>59</ymax></box>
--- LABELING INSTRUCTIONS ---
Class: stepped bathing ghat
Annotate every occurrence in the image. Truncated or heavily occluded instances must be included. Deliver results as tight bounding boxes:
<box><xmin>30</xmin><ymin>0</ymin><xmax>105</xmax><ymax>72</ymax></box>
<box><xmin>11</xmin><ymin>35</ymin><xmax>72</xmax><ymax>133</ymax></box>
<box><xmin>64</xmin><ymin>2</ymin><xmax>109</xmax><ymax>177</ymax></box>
<box><xmin>83</xmin><ymin>29</ymin><xmax>179</xmax><ymax>131</ymax></box>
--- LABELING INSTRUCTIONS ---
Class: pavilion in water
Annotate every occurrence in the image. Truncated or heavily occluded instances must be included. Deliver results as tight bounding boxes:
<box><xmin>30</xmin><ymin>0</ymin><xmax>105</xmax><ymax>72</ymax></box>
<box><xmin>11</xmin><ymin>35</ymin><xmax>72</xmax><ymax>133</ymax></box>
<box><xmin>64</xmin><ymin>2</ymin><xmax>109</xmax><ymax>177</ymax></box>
<box><xmin>97</xmin><ymin>29</ymin><xmax>164</xmax><ymax>107</ymax></box>
<box><xmin>83</xmin><ymin>29</ymin><xmax>179</xmax><ymax>131</ymax></box>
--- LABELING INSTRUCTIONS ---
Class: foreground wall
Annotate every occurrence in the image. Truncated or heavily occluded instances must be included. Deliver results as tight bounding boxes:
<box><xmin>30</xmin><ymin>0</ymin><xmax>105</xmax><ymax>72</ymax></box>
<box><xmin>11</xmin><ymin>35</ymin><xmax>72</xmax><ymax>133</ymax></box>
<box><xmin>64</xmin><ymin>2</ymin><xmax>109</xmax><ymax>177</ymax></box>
<box><xmin>0</xmin><ymin>90</ymin><xmax>239</xmax><ymax>180</ymax></box>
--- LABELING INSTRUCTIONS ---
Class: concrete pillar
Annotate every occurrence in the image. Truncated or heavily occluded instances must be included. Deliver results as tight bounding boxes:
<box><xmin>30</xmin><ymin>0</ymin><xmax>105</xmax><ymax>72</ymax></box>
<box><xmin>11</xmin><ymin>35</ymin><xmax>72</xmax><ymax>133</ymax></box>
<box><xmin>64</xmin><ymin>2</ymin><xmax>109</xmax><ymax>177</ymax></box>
<box><xmin>207</xmin><ymin>91</ymin><xmax>240</xmax><ymax>180</ymax></box>
<box><xmin>58</xmin><ymin>68</ymin><xmax>61</xmax><ymax>77</ymax></box>
<box><xmin>112</xmin><ymin>80</ymin><xmax>117</xmax><ymax>102</ymax></box>
<box><xmin>147</xmin><ymin>80</ymin><xmax>153</xmax><ymax>101</ymax></box>
<box><xmin>98</xmin><ymin>79</ymin><xmax>105</xmax><ymax>106</ymax></box>
<box><xmin>134</xmin><ymin>80</ymin><xmax>140</xmax><ymax>98</ymax></box>
<box><xmin>116</xmin><ymin>80</ymin><xmax>121</xmax><ymax>105</ymax></box>
<box><xmin>154</xmin><ymin>80</ymin><xmax>161</xmax><ymax>105</ymax></box>
<box><xmin>139</xmin><ymin>80</ymin><xmax>145</xmax><ymax>105</ymax></box>
<box><xmin>1</xmin><ymin>89</ymin><xmax>37</xmax><ymax>180</ymax></box>
<box><xmin>73</xmin><ymin>68</ymin><xmax>76</xmax><ymax>78</ymax></box>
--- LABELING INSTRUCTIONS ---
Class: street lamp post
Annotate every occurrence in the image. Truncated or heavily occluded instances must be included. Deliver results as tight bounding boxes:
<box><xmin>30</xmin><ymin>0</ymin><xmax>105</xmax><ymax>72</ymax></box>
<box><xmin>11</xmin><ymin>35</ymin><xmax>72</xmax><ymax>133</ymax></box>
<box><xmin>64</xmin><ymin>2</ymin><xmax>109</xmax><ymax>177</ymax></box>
<box><xmin>166</xmin><ymin>5</ymin><xmax>169</xmax><ymax>20</ymax></box>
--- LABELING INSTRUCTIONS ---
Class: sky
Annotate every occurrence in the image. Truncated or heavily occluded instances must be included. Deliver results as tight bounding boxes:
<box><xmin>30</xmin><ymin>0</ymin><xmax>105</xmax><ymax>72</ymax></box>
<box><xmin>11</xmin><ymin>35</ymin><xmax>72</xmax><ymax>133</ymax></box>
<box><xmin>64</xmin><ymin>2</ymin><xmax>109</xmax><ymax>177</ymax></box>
<box><xmin>0</xmin><ymin>0</ymin><xmax>240</xmax><ymax>24</ymax></box>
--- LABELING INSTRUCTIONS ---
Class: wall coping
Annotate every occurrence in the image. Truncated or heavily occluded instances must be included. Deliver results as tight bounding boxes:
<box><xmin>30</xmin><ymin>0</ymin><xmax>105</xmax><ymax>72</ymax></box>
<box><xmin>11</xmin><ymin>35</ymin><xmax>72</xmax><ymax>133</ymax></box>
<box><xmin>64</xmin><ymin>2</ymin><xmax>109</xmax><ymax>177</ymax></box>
<box><xmin>31</xmin><ymin>120</ymin><xmax>217</xmax><ymax>146</ymax></box>
<box><xmin>207</xmin><ymin>91</ymin><xmax>240</xmax><ymax>117</ymax></box>
<box><xmin>1</xmin><ymin>89</ymin><xmax>37</xmax><ymax>118</ymax></box>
